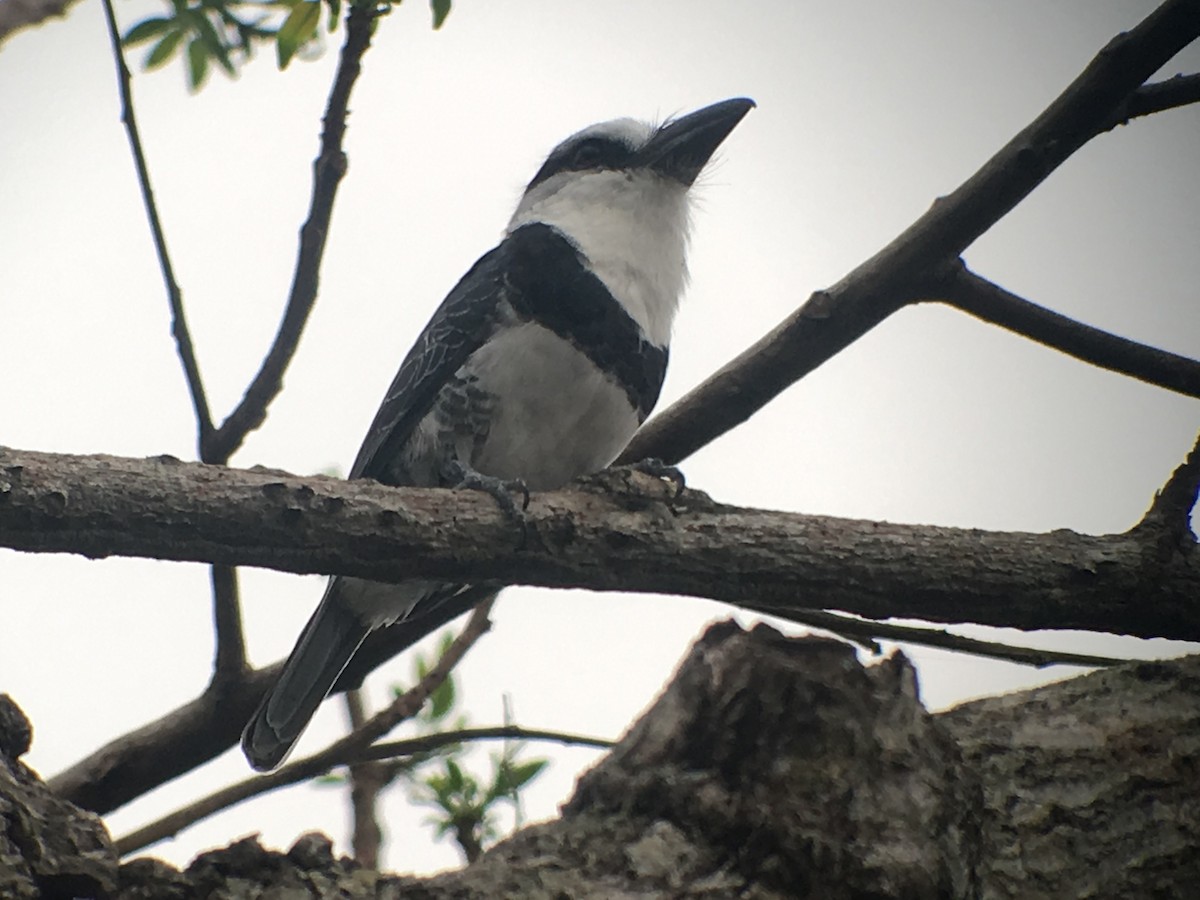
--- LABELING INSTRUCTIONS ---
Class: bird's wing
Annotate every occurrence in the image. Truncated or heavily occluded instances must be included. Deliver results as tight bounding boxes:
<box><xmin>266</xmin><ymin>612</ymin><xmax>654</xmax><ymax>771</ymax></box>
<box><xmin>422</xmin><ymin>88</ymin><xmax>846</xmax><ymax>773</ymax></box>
<box><xmin>350</xmin><ymin>243</ymin><xmax>509</xmax><ymax>482</ymax></box>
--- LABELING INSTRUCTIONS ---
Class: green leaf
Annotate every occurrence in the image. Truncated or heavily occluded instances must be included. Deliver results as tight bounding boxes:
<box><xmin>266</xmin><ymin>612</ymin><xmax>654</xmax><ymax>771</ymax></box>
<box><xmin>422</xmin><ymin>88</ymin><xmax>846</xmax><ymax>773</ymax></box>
<box><xmin>188</xmin><ymin>10</ymin><xmax>236</xmax><ymax>75</ymax></box>
<box><xmin>506</xmin><ymin>758</ymin><xmax>548</xmax><ymax>790</ymax></box>
<box><xmin>427</xmin><ymin>672</ymin><xmax>456</xmax><ymax>721</ymax></box>
<box><xmin>326</xmin><ymin>0</ymin><xmax>342</xmax><ymax>31</ymax></box>
<box><xmin>123</xmin><ymin>17</ymin><xmax>175</xmax><ymax>47</ymax></box>
<box><xmin>445</xmin><ymin>758</ymin><xmax>465</xmax><ymax>792</ymax></box>
<box><xmin>144</xmin><ymin>29</ymin><xmax>185</xmax><ymax>71</ymax></box>
<box><xmin>186</xmin><ymin>37</ymin><xmax>210</xmax><ymax>89</ymax></box>
<box><xmin>429</xmin><ymin>0</ymin><xmax>451</xmax><ymax>29</ymax></box>
<box><xmin>276</xmin><ymin>0</ymin><xmax>321</xmax><ymax>69</ymax></box>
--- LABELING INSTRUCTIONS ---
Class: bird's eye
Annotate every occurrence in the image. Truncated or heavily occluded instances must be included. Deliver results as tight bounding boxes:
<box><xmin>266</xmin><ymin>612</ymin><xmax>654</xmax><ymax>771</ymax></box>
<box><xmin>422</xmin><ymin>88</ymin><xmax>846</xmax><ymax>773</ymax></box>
<box><xmin>570</xmin><ymin>140</ymin><xmax>605</xmax><ymax>169</ymax></box>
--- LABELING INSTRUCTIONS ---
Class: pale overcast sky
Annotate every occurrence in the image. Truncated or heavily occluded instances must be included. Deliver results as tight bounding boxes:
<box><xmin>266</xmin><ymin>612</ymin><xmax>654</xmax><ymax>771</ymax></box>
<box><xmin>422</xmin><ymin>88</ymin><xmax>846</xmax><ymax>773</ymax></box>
<box><xmin>2</xmin><ymin>0</ymin><xmax>1198</xmax><ymax>876</ymax></box>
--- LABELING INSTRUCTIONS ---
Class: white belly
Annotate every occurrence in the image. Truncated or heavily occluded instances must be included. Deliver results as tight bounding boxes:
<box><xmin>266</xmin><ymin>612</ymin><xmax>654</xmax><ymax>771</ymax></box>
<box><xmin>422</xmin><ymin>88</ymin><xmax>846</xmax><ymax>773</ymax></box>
<box><xmin>462</xmin><ymin>322</ymin><xmax>642</xmax><ymax>489</ymax></box>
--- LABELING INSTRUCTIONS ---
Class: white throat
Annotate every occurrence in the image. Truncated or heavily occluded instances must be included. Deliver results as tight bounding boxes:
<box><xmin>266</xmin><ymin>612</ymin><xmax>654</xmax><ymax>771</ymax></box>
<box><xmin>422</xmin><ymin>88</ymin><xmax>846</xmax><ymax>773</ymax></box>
<box><xmin>507</xmin><ymin>169</ymin><xmax>692</xmax><ymax>348</ymax></box>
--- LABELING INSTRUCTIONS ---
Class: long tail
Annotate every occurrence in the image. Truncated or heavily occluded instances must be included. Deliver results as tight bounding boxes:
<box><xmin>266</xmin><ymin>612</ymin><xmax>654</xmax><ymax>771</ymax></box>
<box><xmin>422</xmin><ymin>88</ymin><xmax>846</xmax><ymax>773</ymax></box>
<box><xmin>241</xmin><ymin>583</ymin><xmax>369</xmax><ymax>772</ymax></box>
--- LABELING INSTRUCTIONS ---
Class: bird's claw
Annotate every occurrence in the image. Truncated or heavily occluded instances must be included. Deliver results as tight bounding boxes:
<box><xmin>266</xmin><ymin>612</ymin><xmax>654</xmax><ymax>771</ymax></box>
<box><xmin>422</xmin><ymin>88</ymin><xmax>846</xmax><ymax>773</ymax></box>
<box><xmin>626</xmin><ymin>457</ymin><xmax>686</xmax><ymax>499</ymax></box>
<box><xmin>443</xmin><ymin>460</ymin><xmax>530</xmax><ymax>547</ymax></box>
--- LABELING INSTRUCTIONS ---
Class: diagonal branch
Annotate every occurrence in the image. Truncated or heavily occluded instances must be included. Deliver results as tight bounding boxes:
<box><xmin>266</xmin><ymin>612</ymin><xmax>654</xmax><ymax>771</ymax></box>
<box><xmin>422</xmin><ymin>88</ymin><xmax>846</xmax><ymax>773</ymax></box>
<box><xmin>623</xmin><ymin>0</ymin><xmax>1200</xmax><ymax>466</ymax></box>
<box><xmin>100</xmin><ymin>0</ymin><xmax>214</xmax><ymax>451</ymax></box>
<box><xmin>203</xmin><ymin>3</ymin><xmax>378</xmax><ymax>464</ymax></box>
<box><xmin>46</xmin><ymin>605</ymin><xmax>481</xmax><ymax>816</ymax></box>
<box><xmin>115</xmin><ymin>721</ymin><xmax>610</xmax><ymax>856</ymax></box>
<box><xmin>754</xmin><ymin>607</ymin><xmax>1127</xmax><ymax>669</ymax></box>
<box><xmin>932</xmin><ymin>260</ymin><xmax>1200</xmax><ymax>398</ymax></box>
<box><xmin>116</xmin><ymin>600</ymin><xmax>496</xmax><ymax>855</ymax></box>
<box><xmin>1137</xmin><ymin>429</ymin><xmax>1200</xmax><ymax>542</ymax></box>
<box><xmin>1112</xmin><ymin>72</ymin><xmax>1200</xmax><ymax>126</ymax></box>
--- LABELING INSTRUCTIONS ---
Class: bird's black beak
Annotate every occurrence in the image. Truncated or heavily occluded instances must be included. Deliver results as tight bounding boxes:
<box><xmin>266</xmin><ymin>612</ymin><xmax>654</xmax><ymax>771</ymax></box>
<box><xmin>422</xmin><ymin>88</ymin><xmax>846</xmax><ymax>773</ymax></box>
<box><xmin>638</xmin><ymin>97</ymin><xmax>755</xmax><ymax>186</ymax></box>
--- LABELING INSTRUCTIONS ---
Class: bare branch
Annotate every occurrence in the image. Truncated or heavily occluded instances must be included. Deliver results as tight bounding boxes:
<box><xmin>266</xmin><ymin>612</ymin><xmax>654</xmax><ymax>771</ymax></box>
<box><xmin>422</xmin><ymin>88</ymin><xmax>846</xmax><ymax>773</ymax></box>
<box><xmin>115</xmin><ymin>720</ymin><xmax>608</xmax><ymax>856</ymax></box>
<box><xmin>623</xmin><ymin>0</ymin><xmax>1200</xmax><ymax>466</ymax></box>
<box><xmin>1138</xmin><ymin>430</ymin><xmax>1200</xmax><ymax>540</ymax></box>
<box><xmin>932</xmin><ymin>261</ymin><xmax>1200</xmax><ymax>398</ymax></box>
<box><xmin>204</xmin><ymin>3</ymin><xmax>379</xmax><ymax>464</ymax></box>
<box><xmin>47</xmin><ymin>609</ymin><xmax>484</xmax><ymax>816</ymax></box>
<box><xmin>47</xmin><ymin>665</ymin><xmax>269</xmax><ymax>814</ymax></box>
<box><xmin>1112</xmin><ymin>72</ymin><xmax>1200</xmax><ymax>127</ymax></box>
<box><xmin>360</xmin><ymin>725</ymin><xmax>612</xmax><ymax>765</ymax></box>
<box><xmin>4</xmin><ymin>448</ymin><xmax>1198</xmax><ymax>642</ymax></box>
<box><xmin>117</xmin><ymin>601</ymin><xmax>495</xmax><ymax>855</ymax></box>
<box><xmin>343</xmin><ymin>688</ymin><xmax>385</xmax><ymax>867</ymax></box>
<box><xmin>100</xmin><ymin>0</ymin><xmax>214</xmax><ymax>451</ymax></box>
<box><xmin>209</xmin><ymin>564</ymin><xmax>247</xmax><ymax>682</ymax></box>
<box><xmin>756</xmin><ymin>608</ymin><xmax>1127</xmax><ymax>669</ymax></box>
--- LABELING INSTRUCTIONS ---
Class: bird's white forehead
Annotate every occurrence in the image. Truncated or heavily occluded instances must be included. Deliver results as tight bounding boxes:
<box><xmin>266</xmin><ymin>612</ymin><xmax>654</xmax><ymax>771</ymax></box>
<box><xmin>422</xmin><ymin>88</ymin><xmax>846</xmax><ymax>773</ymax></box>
<box><xmin>555</xmin><ymin>117</ymin><xmax>657</xmax><ymax>152</ymax></box>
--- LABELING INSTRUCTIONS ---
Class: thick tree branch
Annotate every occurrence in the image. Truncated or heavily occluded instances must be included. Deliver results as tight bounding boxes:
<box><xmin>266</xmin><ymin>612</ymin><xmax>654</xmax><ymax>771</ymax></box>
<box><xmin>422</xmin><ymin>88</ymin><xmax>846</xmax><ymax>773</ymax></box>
<box><xmin>12</xmin><ymin>627</ymin><xmax>1200</xmax><ymax>897</ymax></box>
<box><xmin>623</xmin><ymin>0</ymin><xmax>1200</xmax><ymax>466</ymax></box>
<box><xmin>46</xmin><ymin>663</ymin><xmax>270</xmax><ymax>814</ymax></box>
<box><xmin>204</xmin><ymin>3</ymin><xmax>378</xmax><ymax>464</ymax></box>
<box><xmin>101</xmin><ymin>0</ymin><xmax>214</xmax><ymax>451</ymax></box>
<box><xmin>932</xmin><ymin>260</ymin><xmax>1200</xmax><ymax>398</ymax></box>
<box><xmin>3</xmin><ymin>447</ymin><xmax>1198</xmax><ymax>643</ymax></box>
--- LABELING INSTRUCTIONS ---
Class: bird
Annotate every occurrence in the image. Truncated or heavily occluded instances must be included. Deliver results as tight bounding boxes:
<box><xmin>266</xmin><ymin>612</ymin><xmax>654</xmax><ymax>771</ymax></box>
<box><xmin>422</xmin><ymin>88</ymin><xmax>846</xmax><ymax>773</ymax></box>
<box><xmin>242</xmin><ymin>97</ymin><xmax>755</xmax><ymax>771</ymax></box>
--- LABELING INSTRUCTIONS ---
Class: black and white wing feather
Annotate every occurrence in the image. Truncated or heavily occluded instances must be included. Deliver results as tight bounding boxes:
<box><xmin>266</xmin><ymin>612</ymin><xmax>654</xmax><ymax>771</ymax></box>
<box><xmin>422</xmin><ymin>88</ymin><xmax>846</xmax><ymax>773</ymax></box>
<box><xmin>350</xmin><ymin>245</ymin><xmax>510</xmax><ymax>482</ymax></box>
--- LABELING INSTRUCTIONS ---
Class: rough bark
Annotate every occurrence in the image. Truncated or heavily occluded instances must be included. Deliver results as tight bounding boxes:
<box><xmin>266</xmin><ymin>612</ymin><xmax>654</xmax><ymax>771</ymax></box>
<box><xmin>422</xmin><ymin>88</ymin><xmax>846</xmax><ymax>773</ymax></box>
<box><xmin>0</xmin><ymin>696</ymin><xmax>117</xmax><ymax>899</ymax></box>
<box><xmin>942</xmin><ymin>657</ymin><xmax>1200</xmax><ymax>897</ymax></box>
<box><xmin>2</xmin><ymin>447</ymin><xmax>1197</xmax><ymax>641</ymax></box>
<box><xmin>3</xmin><ymin>625</ymin><xmax>1197</xmax><ymax>898</ymax></box>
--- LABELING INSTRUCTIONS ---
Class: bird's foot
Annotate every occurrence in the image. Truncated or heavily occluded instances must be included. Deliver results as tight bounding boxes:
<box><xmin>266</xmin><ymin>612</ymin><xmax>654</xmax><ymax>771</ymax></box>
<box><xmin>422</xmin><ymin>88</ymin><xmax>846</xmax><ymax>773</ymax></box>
<box><xmin>442</xmin><ymin>459</ymin><xmax>530</xmax><ymax>546</ymax></box>
<box><xmin>577</xmin><ymin>458</ymin><xmax>687</xmax><ymax>510</ymax></box>
<box><xmin>624</xmin><ymin>457</ymin><xmax>686</xmax><ymax>500</ymax></box>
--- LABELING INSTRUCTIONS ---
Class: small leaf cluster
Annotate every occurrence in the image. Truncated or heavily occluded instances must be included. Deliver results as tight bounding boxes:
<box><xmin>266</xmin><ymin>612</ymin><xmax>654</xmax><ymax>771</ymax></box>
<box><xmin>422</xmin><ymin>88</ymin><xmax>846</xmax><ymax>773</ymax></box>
<box><xmin>319</xmin><ymin>632</ymin><xmax>548</xmax><ymax>862</ymax></box>
<box><xmin>121</xmin><ymin>0</ymin><xmax>453</xmax><ymax>91</ymax></box>
<box><xmin>404</xmin><ymin>634</ymin><xmax>548</xmax><ymax>862</ymax></box>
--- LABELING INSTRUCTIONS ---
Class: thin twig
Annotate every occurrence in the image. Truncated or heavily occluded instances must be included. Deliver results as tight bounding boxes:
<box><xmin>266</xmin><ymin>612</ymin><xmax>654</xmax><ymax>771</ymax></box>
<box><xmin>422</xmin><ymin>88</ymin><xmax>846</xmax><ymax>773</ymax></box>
<box><xmin>932</xmin><ymin>260</ymin><xmax>1200</xmax><ymax>399</ymax></box>
<box><xmin>117</xmin><ymin>600</ymin><xmax>494</xmax><ymax>854</ymax></box>
<box><xmin>100</xmin><ymin>0</ymin><xmax>214</xmax><ymax>452</ymax></box>
<box><xmin>359</xmin><ymin>726</ymin><xmax>612</xmax><ymax>765</ymax></box>
<box><xmin>343</xmin><ymin>688</ymin><xmax>385</xmax><ymax>867</ymax></box>
<box><xmin>114</xmin><ymin>633</ymin><xmax>615</xmax><ymax>858</ymax></box>
<box><xmin>760</xmin><ymin>607</ymin><xmax>1127</xmax><ymax>669</ymax></box>
<box><xmin>205</xmin><ymin>3</ymin><xmax>378</xmax><ymax>463</ymax></box>
<box><xmin>48</xmin><ymin>603</ymin><xmax>489</xmax><ymax>815</ymax></box>
<box><xmin>103</xmin><ymin>0</ymin><xmax>250</xmax><ymax>690</ymax></box>
<box><xmin>116</xmin><ymin>722</ymin><xmax>608</xmax><ymax>855</ymax></box>
<box><xmin>209</xmin><ymin>564</ymin><xmax>247</xmax><ymax>681</ymax></box>
<box><xmin>622</xmin><ymin>0</ymin><xmax>1200</xmax><ymax>466</ymax></box>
